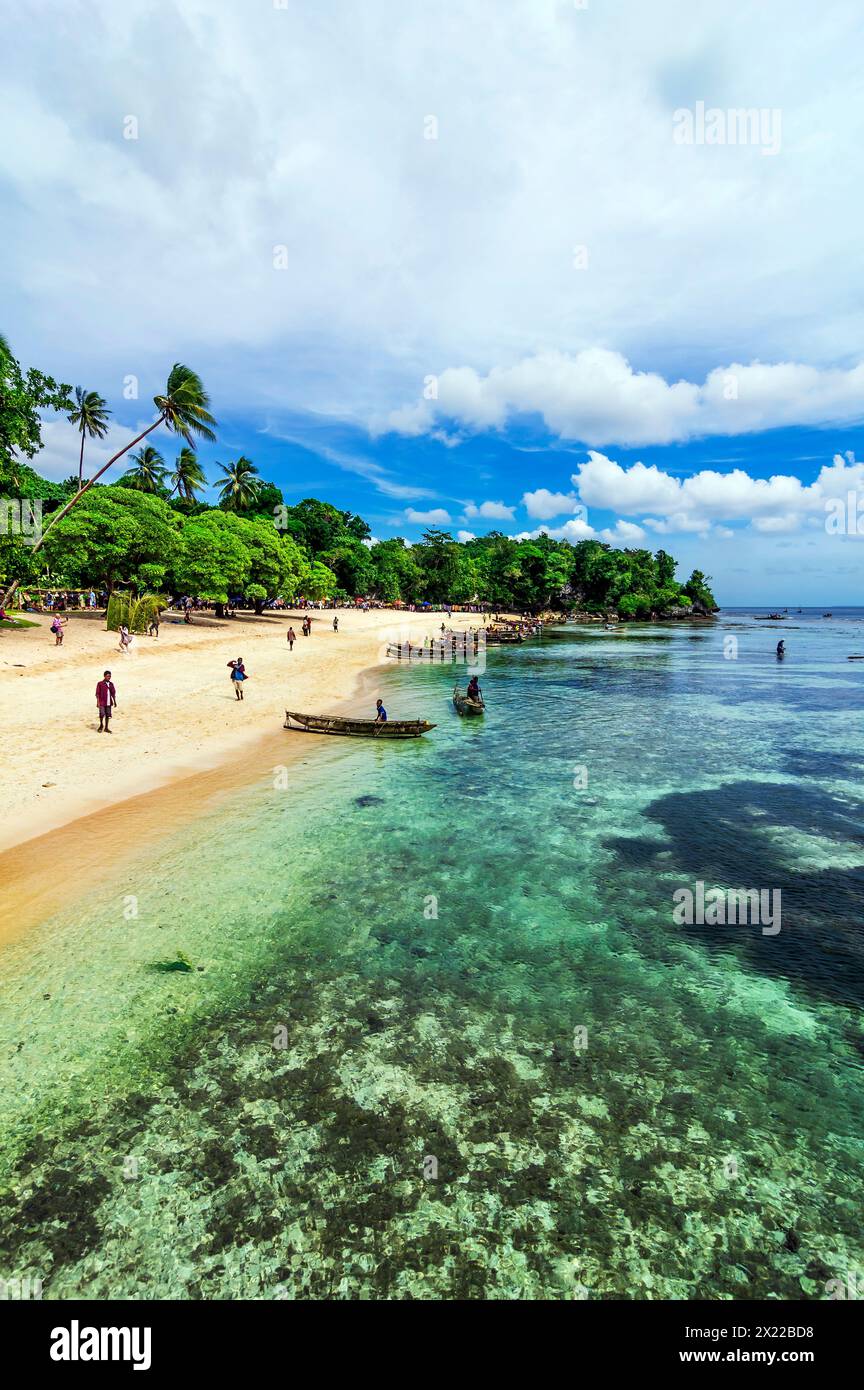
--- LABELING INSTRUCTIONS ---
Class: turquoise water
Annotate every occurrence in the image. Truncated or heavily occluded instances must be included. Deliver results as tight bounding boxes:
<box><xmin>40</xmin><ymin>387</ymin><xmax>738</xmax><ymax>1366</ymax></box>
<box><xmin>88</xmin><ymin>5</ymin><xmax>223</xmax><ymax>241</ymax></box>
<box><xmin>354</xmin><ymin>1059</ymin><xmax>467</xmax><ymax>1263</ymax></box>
<box><xmin>1</xmin><ymin>611</ymin><xmax>863</xmax><ymax>1299</ymax></box>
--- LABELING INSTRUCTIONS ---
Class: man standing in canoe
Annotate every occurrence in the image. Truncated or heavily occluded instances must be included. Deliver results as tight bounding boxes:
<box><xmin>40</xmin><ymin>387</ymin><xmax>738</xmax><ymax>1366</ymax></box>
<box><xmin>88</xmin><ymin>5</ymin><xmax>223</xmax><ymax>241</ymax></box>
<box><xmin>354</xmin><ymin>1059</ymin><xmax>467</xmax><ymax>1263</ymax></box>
<box><xmin>96</xmin><ymin>670</ymin><xmax>117</xmax><ymax>732</ymax></box>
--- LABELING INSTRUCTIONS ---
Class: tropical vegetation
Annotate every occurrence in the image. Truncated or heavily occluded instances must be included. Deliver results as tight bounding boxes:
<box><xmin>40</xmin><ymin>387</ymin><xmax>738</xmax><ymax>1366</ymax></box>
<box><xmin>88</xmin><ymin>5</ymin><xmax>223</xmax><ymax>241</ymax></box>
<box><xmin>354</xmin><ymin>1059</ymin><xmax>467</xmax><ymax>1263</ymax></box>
<box><xmin>0</xmin><ymin>336</ymin><xmax>717</xmax><ymax>616</ymax></box>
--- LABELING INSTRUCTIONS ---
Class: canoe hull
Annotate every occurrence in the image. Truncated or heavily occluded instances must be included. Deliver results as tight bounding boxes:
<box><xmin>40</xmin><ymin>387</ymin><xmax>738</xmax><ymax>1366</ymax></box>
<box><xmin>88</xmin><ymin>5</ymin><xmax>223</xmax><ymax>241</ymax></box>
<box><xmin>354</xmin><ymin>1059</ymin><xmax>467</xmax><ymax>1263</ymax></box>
<box><xmin>285</xmin><ymin>711</ymin><xmax>435</xmax><ymax>738</ymax></box>
<box><xmin>453</xmin><ymin>687</ymin><xmax>485</xmax><ymax>716</ymax></box>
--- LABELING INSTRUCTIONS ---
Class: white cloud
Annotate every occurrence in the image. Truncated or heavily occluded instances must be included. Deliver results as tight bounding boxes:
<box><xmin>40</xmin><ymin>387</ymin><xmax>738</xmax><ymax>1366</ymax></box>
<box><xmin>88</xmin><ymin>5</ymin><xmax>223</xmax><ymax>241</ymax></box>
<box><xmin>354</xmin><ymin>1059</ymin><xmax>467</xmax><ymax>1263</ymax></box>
<box><xmin>405</xmin><ymin>507</ymin><xmax>452</xmax><ymax>525</ymax></box>
<box><xmin>522</xmin><ymin>488</ymin><xmax>582</xmax><ymax>520</ymax></box>
<box><xmin>277</xmin><ymin>440</ymin><xmax>437</xmax><ymax>501</ymax></box>
<box><xmin>515</xmin><ymin>518</ymin><xmax>598</xmax><ymax>543</ymax></box>
<box><xmin>457</xmin><ymin>530</ymin><xmax>476</xmax><ymax>543</ymax></box>
<box><xmin>573</xmin><ymin>449</ymin><xmax>864</xmax><ymax>534</ymax></box>
<box><xmin>26</xmin><ymin>416</ymin><xmax>173</xmax><ymax>483</ymax></box>
<box><xmin>599</xmin><ymin>520</ymin><xmax>646</xmax><ymax>543</ymax></box>
<box><xmin>389</xmin><ymin>350</ymin><xmax>864</xmax><ymax>448</ymax></box>
<box><xmin>3</xmin><ymin>0</ymin><xmax>864</xmax><ymax>430</ymax></box>
<box><xmin>463</xmin><ymin>499</ymin><xmax>515</xmax><ymax>520</ymax></box>
<box><xmin>515</xmin><ymin>515</ymin><xmax>643</xmax><ymax>549</ymax></box>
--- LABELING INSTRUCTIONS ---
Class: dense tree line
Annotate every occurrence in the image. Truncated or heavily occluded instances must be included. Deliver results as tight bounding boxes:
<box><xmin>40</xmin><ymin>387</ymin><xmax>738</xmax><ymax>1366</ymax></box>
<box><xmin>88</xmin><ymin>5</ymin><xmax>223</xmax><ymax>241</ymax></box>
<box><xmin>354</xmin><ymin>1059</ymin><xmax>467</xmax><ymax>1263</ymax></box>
<box><xmin>0</xmin><ymin>336</ymin><xmax>717</xmax><ymax>616</ymax></box>
<box><xmin>1</xmin><ymin>470</ymin><xmax>717</xmax><ymax>616</ymax></box>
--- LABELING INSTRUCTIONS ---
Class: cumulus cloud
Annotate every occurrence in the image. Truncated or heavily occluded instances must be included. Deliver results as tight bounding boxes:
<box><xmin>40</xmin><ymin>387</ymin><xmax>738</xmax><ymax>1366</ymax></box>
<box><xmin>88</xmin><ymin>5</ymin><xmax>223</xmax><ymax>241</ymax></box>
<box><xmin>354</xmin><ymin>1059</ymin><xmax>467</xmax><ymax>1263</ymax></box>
<box><xmin>3</xmin><ymin>0</ymin><xmax>864</xmax><ymax>431</ymax></box>
<box><xmin>522</xmin><ymin>488</ymin><xmax>583</xmax><ymax>520</ymax></box>
<box><xmin>389</xmin><ymin>350</ymin><xmax>864</xmax><ymax>449</ymax></box>
<box><xmin>599</xmin><ymin>520</ymin><xmax>647</xmax><ymax>543</ymax></box>
<box><xmin>405</xmin><ymin>507</ymin><xmax>452</xmax><ymax>525</ymax></box>
<box><xmin>457</xmin><ymin>530</ymin><xmax>476</xmax><ymax>543</ymax></box>
<box><xmin>27</xmin><ymin>416</ymin><xmax>173</xmax><ymax>483</ymax></box>
<box><xmin>515</xmin><ymin>518</ymin><xmax>598</xmax><ymax>543</ymax></box>
<box><xmin>572</xmin><ymin>449</ymin><xmax>864</xmax><ymax>533</ymax></box>
<box><xmin>463</xmin><ymin>499</ymin><xmax>515</xmax><ymax>521</ymax></box>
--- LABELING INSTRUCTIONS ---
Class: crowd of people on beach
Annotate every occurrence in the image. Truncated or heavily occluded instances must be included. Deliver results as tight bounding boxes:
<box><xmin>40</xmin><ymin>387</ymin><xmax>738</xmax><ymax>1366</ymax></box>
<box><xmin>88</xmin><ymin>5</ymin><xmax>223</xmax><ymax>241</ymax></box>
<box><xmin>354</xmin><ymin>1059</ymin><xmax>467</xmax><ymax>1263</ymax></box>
<box><xmin>18</xmin><ymin>588</ymin><xmax>102</xmax><ymax>612</ymax></box>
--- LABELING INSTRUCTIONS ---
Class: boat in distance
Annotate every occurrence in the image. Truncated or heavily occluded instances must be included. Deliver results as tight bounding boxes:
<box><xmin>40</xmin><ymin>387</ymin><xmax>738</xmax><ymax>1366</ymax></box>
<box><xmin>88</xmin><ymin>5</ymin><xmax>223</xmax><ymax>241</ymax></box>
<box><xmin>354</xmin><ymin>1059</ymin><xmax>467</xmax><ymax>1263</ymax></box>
<box><xmin>284</xmin><ymin>710</ymin><xmax>436</xmax><ymax>738</ymax></box>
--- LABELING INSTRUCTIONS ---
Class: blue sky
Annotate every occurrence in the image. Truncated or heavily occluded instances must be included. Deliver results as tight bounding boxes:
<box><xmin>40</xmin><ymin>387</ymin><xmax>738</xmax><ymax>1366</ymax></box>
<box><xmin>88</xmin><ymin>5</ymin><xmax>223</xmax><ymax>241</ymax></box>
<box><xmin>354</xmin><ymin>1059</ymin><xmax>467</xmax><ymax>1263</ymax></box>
<box><xmin>3</xmin><ymin>0</ymin><xmax>864</xmax><ymax>603</ymax></box>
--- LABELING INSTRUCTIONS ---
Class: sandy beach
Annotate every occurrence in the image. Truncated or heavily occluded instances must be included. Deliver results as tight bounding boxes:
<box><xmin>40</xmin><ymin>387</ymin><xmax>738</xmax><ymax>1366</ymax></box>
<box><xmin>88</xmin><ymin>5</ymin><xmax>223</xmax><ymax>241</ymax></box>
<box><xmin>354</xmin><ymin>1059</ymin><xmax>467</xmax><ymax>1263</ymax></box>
<box><xmin>0</xmin><ymin>606</ymin><xmax>471</xmax><ymax>856</ymax></box>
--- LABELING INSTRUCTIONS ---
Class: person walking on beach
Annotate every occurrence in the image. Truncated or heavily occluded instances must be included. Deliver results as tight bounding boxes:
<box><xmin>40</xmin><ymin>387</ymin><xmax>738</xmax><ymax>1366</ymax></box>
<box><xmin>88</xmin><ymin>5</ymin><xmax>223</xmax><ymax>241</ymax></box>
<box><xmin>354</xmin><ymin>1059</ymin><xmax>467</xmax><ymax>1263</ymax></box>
<box><xmin>333</xmin><ymin>615</ymin><xmax>339</xmax><ymax>632</ymax></box>
<box><xmin>50</xmin><ymin>614</ymin><xmax>67</xmax><ymax>646</ymax></box>
<box><xmin>287</xmin><ymin>626</ymin><xmax>296</xmax><ymax>650</ymax></box>
<box><xmin>148</xmin><ymin>611</ymin><xmax>160</xmax><ymax>638</ymax></box>
<box><xmin>228</xmin><ymin>657</ymin><xmax>247</xmax><ymax>700</ymax></box>
<box><xmin>96</xmin><ymin>670</ymin><xmax>117</xmax><ymax>732</ymax></box>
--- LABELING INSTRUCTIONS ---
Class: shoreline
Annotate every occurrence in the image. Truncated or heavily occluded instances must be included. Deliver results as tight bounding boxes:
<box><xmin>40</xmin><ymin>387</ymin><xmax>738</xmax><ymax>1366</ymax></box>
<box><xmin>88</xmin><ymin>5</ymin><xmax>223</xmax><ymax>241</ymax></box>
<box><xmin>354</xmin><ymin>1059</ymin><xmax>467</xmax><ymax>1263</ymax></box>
<box><xmin>0</xmin><ymin>607</ymin><xmax>475</xmax><ymax>860</ymax></box>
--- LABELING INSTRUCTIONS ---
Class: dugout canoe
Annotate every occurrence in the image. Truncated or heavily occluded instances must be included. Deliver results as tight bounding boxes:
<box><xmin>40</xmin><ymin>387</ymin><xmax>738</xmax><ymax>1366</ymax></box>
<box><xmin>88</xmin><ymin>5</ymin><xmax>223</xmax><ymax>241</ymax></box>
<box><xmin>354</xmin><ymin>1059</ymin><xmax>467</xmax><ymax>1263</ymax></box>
<box><xmin>285</xmin><ymin>710</ymin><xmax>436</xmax><ymax>738</ymax></box>
<box><xmin>453</xmin><ymin>686</ymin><xmax>485</xmax><ymax>716</ymax></box>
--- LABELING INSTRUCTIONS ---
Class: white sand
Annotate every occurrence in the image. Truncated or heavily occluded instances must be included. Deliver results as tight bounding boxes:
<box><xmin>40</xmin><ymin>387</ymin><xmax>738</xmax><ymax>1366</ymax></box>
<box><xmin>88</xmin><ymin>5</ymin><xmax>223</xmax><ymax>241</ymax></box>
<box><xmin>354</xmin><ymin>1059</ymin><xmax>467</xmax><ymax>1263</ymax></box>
<box><xmin>0</xmin><ymin>607</ymin><xmax>468</xmax><ymax>853</ymax></box>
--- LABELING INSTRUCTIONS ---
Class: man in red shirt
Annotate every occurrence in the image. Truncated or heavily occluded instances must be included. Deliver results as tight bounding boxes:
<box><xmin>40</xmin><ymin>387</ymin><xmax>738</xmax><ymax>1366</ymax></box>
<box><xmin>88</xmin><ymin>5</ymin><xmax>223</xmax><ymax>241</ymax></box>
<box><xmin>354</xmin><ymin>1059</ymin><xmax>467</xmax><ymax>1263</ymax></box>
<box><xmin>96</xmin><ymin>670</ymin><xmax>117</xmax><ymax>732</ymax></box>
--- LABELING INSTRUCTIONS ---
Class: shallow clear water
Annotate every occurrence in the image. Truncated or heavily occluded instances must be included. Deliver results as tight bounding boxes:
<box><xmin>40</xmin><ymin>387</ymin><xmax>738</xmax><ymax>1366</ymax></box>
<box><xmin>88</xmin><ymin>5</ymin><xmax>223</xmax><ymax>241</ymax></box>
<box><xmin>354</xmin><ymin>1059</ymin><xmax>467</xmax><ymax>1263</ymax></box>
<box><xmin>1</xmin><ymin>610</ymin><xmax>863</xmax><ymax>1299</ymax></box>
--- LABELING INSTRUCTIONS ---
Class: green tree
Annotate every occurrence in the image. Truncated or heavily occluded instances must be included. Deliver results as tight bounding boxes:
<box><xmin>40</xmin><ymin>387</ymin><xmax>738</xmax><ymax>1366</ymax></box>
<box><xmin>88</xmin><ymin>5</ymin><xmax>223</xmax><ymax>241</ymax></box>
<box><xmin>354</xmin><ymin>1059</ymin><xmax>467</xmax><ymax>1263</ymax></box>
<box><xmin>415</xmin><ymin>529</ymin><xmax>464</xmax><ymax>603</ymax></box>
<box><xmin>320</xmin><ymin>539</ymin><xmax>374</xmax><ymax>596</ymax></box>
<box><xmin>217</xmin><ymin>456</ymin><xmax>260</xmax><ymax>511</ymax></box>
<box><xmin>304</xmin><ymin>559</ymin><xmax>338</xmax><ymax>601</ymax></box>
<box><xmin>40</xmin><ymin>486</ymin><xmax>181</xmax><ymax>595</ymax></box>
<box><xmin>1</xmin><ymin>361</ymin><xmax>216</xmax><ymax>608</ymax></box>
<box><xmin>281</xmin><ymin>498</ymin><xmax>348</xmax><ymax>555</ymax></box>
<box><xmin>68</xmin><ymin>386</ymin><xmax>111</xmax><ymax>487</ymax></box>
<box><xmin>655</xmin><ymin>549</ymin><xmax>677</xmax><ymax>588</ymax></box>
<box><xmin>121</xmin><ymin>445</ymin><xmax>167</xmax><ymax>493</ymax></box>
<box><xmin>368</xmin><ymin>538</ymin><xmax>422</xmax><ymax>603</ymax></box>
<box><xmin>247</xmin><ymin>480</ymin><xmax>284</xmax><ymax>519</ymax></box>
<box><xmin>169</xmin><ymin>446</ymin><xmax>207</xmax><ymax>502</ymax></box>
<box><xmin>171</xmin><ymin>510</ymin><xmax>250</xmax><ymax>615</ymax></box>
<box><xmin>239</xmin><ymin>514</ymin><xmax>286</xmax><ymax>611</ymax></box>
<box><xmin>0</xmin><ymin>334</ymin><xmax>73</xmax><ymax>489</ymax></box>
<box><xmin>682</xmin><ymin>569</ymin><xmax>717</xmax><ymax>611</ymax></box>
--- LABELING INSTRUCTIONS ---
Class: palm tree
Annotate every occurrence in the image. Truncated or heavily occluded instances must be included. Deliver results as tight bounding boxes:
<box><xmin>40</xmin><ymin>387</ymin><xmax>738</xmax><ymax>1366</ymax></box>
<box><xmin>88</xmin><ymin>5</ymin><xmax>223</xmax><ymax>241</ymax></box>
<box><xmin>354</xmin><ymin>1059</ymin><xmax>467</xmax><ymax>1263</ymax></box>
<box><xmin>121</xmin><ymin>444</ymin><xmax>167</xmax><ymax>493</ymax></box>
<box><xmin>68</xmin><ymin>387</ymin><xmax>111</xmax><ymax>487</ymax></box>
<box><xmin>0</xmin><ymin>363</ymin><xmax>216</xmax><ymax>609</ymax></box>
<box><xmin>169</xmin><ymin>446</ymin><xmax>207</xmax><ymax>502</ymax></box>
<box><xmin>217</xmin><ymin>455</ymin><xmax>261</xmax><ymax>511</ymax></box>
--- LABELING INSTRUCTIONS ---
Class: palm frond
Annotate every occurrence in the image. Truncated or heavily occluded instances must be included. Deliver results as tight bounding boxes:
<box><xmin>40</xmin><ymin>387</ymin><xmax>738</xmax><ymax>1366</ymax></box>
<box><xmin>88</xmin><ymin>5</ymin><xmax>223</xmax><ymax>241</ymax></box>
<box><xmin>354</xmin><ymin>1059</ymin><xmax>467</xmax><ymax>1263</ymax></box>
<box><xmin>154</xmin><ymin>363</ymin><xmax>217</xmax><ymax>446</ymax></box>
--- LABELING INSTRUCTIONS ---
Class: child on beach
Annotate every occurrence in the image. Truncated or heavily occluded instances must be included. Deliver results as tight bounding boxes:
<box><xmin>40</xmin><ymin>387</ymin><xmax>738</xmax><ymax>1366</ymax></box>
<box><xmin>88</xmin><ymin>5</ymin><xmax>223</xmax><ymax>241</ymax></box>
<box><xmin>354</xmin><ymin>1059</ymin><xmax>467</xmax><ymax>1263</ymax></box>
<box><xmin>50</xmin><ymin>615</ymin><xmax>67</xmax><ymax>645</ymax></box>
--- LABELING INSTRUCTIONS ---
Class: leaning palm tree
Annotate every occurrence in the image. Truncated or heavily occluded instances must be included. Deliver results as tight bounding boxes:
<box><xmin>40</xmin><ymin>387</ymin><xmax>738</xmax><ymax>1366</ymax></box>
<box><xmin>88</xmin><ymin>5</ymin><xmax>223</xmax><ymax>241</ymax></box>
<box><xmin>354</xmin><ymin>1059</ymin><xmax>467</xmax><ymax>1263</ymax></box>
<box><xmin>121</xmin><ymin>444</ymin><xmax>167</xmax><ymax>493</ymax></box>
<box><xmin>216</xmin><ymin>455</ymin><xmax>261</xmax><ymax>511</ymax></box>
<box><xmin>0</xmin><ymin>363</ymin><xmax>216</xmax><ymax>609</ymax></box>
<box><xmin>68</xmin><ymin>386</ymin><xmax>111</xmax><ymax>487</ymax></box>
<box><xmin>169</xmin><ymin>446</ymin><xmax>207</xmax><ymax>502</ymax></box>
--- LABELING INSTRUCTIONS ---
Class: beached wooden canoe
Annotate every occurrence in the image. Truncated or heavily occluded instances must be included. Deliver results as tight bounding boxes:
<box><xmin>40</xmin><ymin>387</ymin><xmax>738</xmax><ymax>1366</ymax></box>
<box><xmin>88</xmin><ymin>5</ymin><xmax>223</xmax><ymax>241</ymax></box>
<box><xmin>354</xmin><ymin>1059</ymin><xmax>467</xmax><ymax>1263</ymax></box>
<box><xmin>453</xmin><ymin>686</ymin><xmax>485</xmax><ymax>716</ymax></box>
<box><xmin>284</xmin><ymin>710</ymin><xmax>436</xmax><ymax>738</ymax></box>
